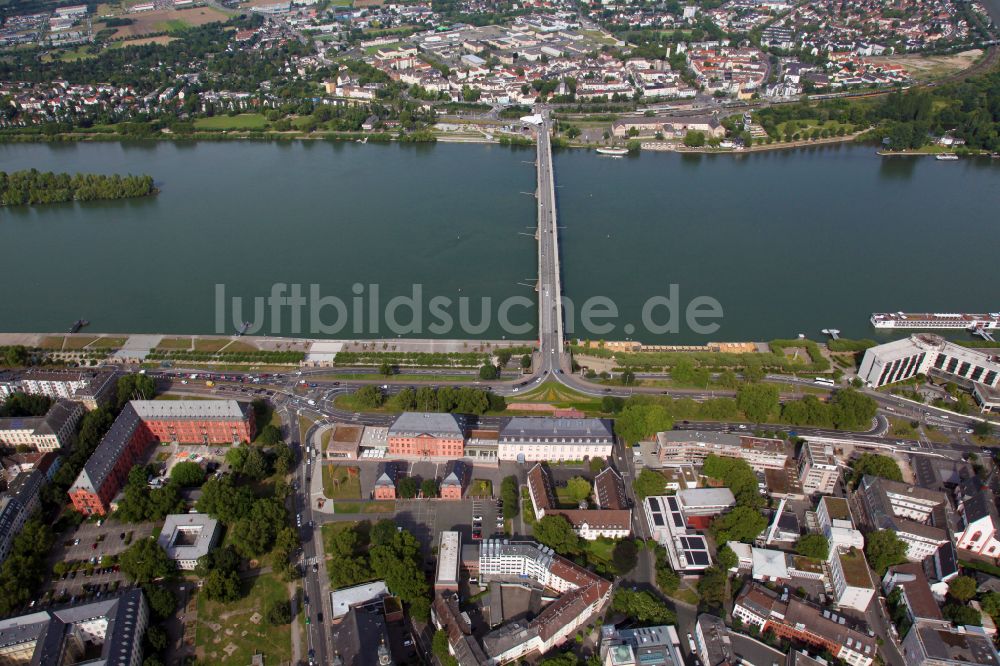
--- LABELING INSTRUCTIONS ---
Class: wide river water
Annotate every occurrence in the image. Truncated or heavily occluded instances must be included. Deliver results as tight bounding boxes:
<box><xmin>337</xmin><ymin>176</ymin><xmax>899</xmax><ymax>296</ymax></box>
<box><xmin>0</xmin><ymin>140</ymin><xmax>997</xmax><ymax>344</ymax></box>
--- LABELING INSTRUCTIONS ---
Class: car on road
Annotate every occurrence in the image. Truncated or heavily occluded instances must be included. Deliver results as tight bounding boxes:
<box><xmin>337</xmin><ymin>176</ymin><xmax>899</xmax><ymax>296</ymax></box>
<box><xmin>472</xmin><ymin>515</ymin><xmax>483</xmax><ymax>522</ymax></box>
<box><xmin>471</xmin><ymin>530</ymin><xmax>482</xmax><ymax>540</ymax></box>
<box><xmin>312</xmin><ymin>563</ymin><xmax>319</xmax><ymax>573</ymax></box>
<box><xmin>738</xmin><ymin>424</ymin><xmax>747</xmax><ymax>429</ymax></box>
<box><xmin>404</xmin><ymin>639</ymin><xmax>413</xmax><ymax>647</ymax></box>
<box><xmin>317</xmin><ymin>612</ymin><xmax>323</xmax><ymax>623</ymax></box>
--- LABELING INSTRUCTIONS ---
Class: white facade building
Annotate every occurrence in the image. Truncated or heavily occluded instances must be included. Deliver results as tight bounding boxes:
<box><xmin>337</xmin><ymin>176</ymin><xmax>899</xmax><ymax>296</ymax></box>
<box><xmin>798</xmin><ymin>441</ymin><xmax>841</xmax><ymax>495</ymax></box>
<box><xmin>858</xmin><ymin>334</ymin><xmax>1000</xmax><ymax>389</ymax></box>
<box><xmin>498</xmin><ymin>417</ymin><xmax>614</xmax><ymax>462</ymax></box>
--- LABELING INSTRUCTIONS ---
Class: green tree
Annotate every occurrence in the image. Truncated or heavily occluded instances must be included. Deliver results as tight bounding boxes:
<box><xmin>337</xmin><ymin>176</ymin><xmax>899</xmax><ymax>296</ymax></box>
<box><xmin>948</xmin><ymin>575</ymin><xmax>978</xmax><ymax>602</ymax></box>
<box><xmin>432</xmin><ymin>630</ymin><xmax>458</xmax><ymax>666</ymax></box>
<box><xmin>852</xmin><ymin>454</ymin><xmax>903</xmax><ymax>486</ymax></box>
<box><xmin>943</xmin><ymin>604</ymin><xmax>982</xmax><ymax>626</ymax></box>
<box><xmin>479</xmin><ymin>364</ymin><xmax>499</xmax><ymax>380</ymax></box>
<box><xmin>398</xmin><ymin>477</ymin><xmax>419</xmax><ymax>499</ymax></box>
<box><xmin>611</xmin><ymin>589</ymin><xmax>675</xmax><ymax>626</ymax></box>
<box><xmin>614</xmin><ymin>403</ymin><xmax>673</xmax><ymax>445</ymax></box>
<box><xmin>711</xmin><ymin>506</ymin><xmax>767</xmax><ymax>543</ymax></box>
<box><xmin>698</xmin><ymin>566</ymin><xmax>728</xmax><ymax>611</ymax></box>
<box><xmin>521</xmin><ymin>354</ymin><xmax>532</xmax><ymax>370</ymax></box>
<box><xmin>421</xmin><ymin>478</ymin><xmax>439</xmax><ymax>498</ymax></box>
<box><xmin>143</xmin><ymin>585</ymin><xmax>177</xmax><ymax>621</ymax></box>
<box><xmin>612</xmin><ymin>539</ymin><xmax>639</xmax><ymax>575</ymax></box>
<box><xmin>267</xmin><ymin>601</ymin><xmax>292</xmax><ymax>625</ymax></box>
<box><xmin>737</xmin><ymin>383</ymin><xmax>779</xmax><ymax>423</ymax></box>
<box><xmin>379</xmin><ymin>361</ymin><xmax>394</xmax><ymax>376</ymax></box>
<box><xmin>564</xmin><ymin>477</ymin><xmax>592</xmax><ymax>504</ymax></box>
<box><xmin>632</xmin><ymin>468</ymin><xmax>667</xmax><ymax>499</ymax></box>
<box><xmin>119</xmin><ymin>538</ymin><xmax>175</xmax><ymax>584</ymax></box>
<box><xmin>355</xmin><ymin>385</ymin><xmax>384</xmax><ymax>408</ymax></box>
<box><xmin>501</xmin><ymin>476</ymin><xmax>520</xmax><ymax>520</ymax></box>
<box><xmin>796</xmin><ymin>534</ymin><xmax>830</xmax><ymax>560</ymax></box>
<box><xmin>683</xmin><ymin>130</ymin><xmax>706</xmax><ymax>147</ymax></box>
<box><xmin>716</xmin><ymin>543</ymin><xmax>738</xmax><ymax>570</ymax></box>
<box><xmin>980</xmin><ymin>591</ymin><xmax>1000</xmax><ymax>619</ymax></box>
<box><xmin>170</xmin><ymin>461</ymin><xmax>205</xmax><ymax>487</ymax></box>
<box><xmin>865</xmin><ymin>530</ymin><xmax>907</xmax><ymax>575</ymax></box>
<box><xmin>533</xmin><ymin>515</ymin><xmax>582</xmax><ymax>556</ymax></box>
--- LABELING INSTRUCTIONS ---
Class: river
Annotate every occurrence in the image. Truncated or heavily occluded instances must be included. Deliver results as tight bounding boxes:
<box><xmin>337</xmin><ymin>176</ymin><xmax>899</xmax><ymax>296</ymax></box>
<box><xmin>0</xmin><ymin>141</ymin><xmax>997</xmax><ymax>344</ymax></box>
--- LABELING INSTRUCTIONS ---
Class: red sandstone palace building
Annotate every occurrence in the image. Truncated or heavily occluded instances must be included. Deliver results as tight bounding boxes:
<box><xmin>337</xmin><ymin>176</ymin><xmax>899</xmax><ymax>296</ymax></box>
<box><xmin>69</xmin><ymin>400</ymin><xmax>255</xmax><ymax>515</ymax></box>
<box><xmin>387</xmin><ymin>412</ymin><xmax>465</xmax><ymax>458</ymax></box>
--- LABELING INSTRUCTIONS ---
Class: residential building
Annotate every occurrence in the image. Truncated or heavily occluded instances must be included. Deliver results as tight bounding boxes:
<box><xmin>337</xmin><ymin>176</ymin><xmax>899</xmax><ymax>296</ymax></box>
<box><xmin>387</xmin><ymin>412</ymin><xmax>465</xmax><ymax>458</ymax></box>
<box><xmin>435</xmin><ymin>531</ymin><xmax>461</xmax><ymax>591</ymax></box>
<box><xmin>858</xmin><ymin>334</ymin><xmax>1000</xmax><ymax>389</ymax></box>
<box><xmin>953</xmin><ymin>477</ymin><xmax>1000</xmax><ymax>558</ymax></box>
<box><xmin>498</xmin><ymin>417</ymin><xmax>614</xmax><ymax>463</ymax></box>
<box><xmin>478</xmin><ymin>539</ymin><xmax>613</xmax><ymax>663</ymax></box>
<box><xmin>653</xmin><ymin>431</ymin><xmax>788</xmax><ymax>470</ymax></box>
<box><xmin>373</xmin><ymin>462</ymin><xmax>399</xmax><ymax>500</ymax></box>
<box><xmin>882</xmin><ymin>562</ymin><xmax>944</xmax><ymax>623</ymax></box>
<box><xmin>431</xmin><ymin>592</ymin><xmax>489</xmax><ymax>666</ymax></box>
<box><xmin>0</xmin><ymin>370</ymin><xmax>118</xmax><ymax>409</ymax></box>
<box><xmin>157</xmin><ymin>513</ymin><xmax>221</xmax><ymax>570</ymax></box>
<box><xmin>440</xmin><ymin>460</ymin><xmax>468</xmax><ymax>500</ymax></box>
<box><xmin>817</xmin><ymin>496</ymin><xmax>865</xmax><ymax>551</ymax></box>
<box><xmin>0</xmin><ymin>589</ymin><xmax>147</xmax><ymax>666</ymax></box>
<box><xmin>526</xmin><ymin>463</ymin><xmax>631</xmax><ymax>540</ymax></box>
<box><xmin>0</xmin><ymin>469</ymin><xmax>43</xmax><ymax>564</ymax></box>
<box><xmin>854</xmin><ymin>475</ymin><xmax>950</xmax><ymax>561</ymax></box>
<box><xmin>599</xmin><ymin>624</ymin><xmax>683</xmax><ymax>666</ymax></box>
<box><xmin>643</xmin><ymin>495</ymin><xmax>713</xmax><ymax>572</ymax></box>
<box><xmin>0</xmin><ymin>399</ymin><xmax>83</xmax><ymax>451</ymax></box>
<box><xmin>798</xmin><ymin>441</ymin><xmax>841</xmax><ymax>495</ymax></box>
<box><xmin>0</xmin><ymin>450</ymin><xmax>59</xmax><ymax>484</ymax></box>
<box><xmin>733</xmin><ymin>583</ymin><xmax>877</xmax><ymax>666</ymax></box>
<box><xmin>68</xmin><ymin>399</ymin><xmax>255</xmax><ymax>515</ymax></box>
<box><xmin>594</xmin><ymin>467</ymin><xmax>629</xmax><ymax>510</ymax></box>
<box><xmin>900</xmin><ymin>619</ymin><xmax>1000</xmax><ymax>666</ymax></box>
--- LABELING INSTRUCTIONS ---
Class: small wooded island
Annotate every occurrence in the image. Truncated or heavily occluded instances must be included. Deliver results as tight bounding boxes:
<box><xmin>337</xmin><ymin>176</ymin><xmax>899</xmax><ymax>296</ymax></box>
<box><xmin>0</xmin><ymin>169</ymin><xmax>156</xmax><ymax>206</ymax></box>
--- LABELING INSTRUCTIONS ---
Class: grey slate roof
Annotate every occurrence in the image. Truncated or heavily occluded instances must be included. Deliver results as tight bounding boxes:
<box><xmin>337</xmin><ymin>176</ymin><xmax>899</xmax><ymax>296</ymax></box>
<box><xmin>130</xmin><ymin>399</ymin><xmax>247</xmax><ymax>421</ymax></box>
<box><xmin>0</xmin><ymin>588</ymin><xmax>146</xmax><ymax>666</ymax></box>
<box><xmin>73</xmin><ymin>403</ymin><xmax>144</xmax><ymax>494</ymax></box>
<box><xmin>500</xmin><ymin>417</ymin><xmax>613</xmax><ymax>442</ymax></box>
<box><xmin>388</xmin><ymin>412</ymin><xmax>465</xmax><ymax>438</ymax></box>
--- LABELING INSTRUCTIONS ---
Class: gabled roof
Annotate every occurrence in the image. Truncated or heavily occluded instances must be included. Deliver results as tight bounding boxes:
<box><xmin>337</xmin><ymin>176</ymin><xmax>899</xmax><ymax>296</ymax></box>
<box><xmin>594</xmin><ymin>467</ymin><xmax>627</xmax><ymax>510</ymax></box>
<box><xmin>500</xmin><ymin>417</ymin><xmax>613</xmax><ymax>441</ymax></box>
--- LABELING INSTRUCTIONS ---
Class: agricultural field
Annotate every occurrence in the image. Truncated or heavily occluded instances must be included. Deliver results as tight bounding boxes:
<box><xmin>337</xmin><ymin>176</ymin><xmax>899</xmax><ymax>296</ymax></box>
<box><xmin>869</xmin><ymin>49</ymin><xmax>983</xmax><ymax>82</ymax></box>
<box><xmin>109</xmin><ymin>6</ymin><xmax>229</xmax><ymax>39</ymax></box>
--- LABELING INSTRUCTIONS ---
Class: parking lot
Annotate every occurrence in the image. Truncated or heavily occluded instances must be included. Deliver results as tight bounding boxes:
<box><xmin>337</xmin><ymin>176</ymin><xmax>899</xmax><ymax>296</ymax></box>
<box><xmin>45</xmin><ymin>519</ymin><xmax>156</xmax><ymax>599</ymax></box>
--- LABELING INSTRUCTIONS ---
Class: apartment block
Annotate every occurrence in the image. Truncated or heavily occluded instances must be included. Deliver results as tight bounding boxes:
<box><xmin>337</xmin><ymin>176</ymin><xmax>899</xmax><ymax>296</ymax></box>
<box><xmin>854</xmin><ymin>475</ymin><xmax>950</xmax><ymax>562</ymax></box>
<box><xmin>0</xmin><ymin>399</ymin><xmax>83</xmax><ymax>452</ymax></box>
<box><xmin>526</xmin><ymin>463</ymin><xmax>630</xmax><ymax>540</ymax></box>
<box><xmin>653</xmin><ymin>431</ymin><xmax>788</xmax><ymax>470</ymax></box>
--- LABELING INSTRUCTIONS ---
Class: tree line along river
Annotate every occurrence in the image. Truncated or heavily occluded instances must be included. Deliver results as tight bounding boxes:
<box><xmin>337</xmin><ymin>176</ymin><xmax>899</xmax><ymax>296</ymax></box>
<box><xmin>0</xmin><ymin>140</ymin><xmax>997</xmax><ymax>345</ymax></box>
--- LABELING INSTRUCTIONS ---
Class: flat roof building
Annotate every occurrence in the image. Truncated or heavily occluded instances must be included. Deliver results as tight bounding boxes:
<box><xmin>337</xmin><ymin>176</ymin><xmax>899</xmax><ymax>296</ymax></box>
<box><xmin>654</xmin><ymin>431</ymin><xmax>787</xmax><ymax>470</ymax></box>
<box><xmin>798</xmin><ymin>441</ymin><xmax>840</xmax><ymax>495</ymax></box>
<box><xmin>157</xmin><ymin>513</ymin><xmax>221</xmax><ymax>570</ymax></box>
<box><xmin>859</xmin><ymin>334</ymin><xmax>1000</xmax><ymax>389</ymax></box>
<box><xmin>644</xmin><ymin>495</ymin><xmax>713</xmax><ymax>572</ymax></box>
<box><xmin>330</xmin><ymin>580</ymin><xmax>389</xmax><ymax>622</ymax></box>
<box><xmin>436</xmin><ymin>531</ymin><xmax>461</xmax><ymax>590</ymax></box>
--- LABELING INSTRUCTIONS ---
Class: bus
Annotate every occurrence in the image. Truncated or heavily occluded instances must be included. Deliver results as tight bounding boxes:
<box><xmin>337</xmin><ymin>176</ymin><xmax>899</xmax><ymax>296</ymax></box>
<box><xmin>814</xmin><ymin>377</ymin><xmax>835</xmax><ymax>387</ymax></box>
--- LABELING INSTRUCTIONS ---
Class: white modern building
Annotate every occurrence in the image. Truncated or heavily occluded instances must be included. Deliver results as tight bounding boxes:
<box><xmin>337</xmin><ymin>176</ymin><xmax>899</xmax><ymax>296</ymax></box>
<box><xmin>827</xmin><ymin>547</ymin><xmax>877</xmax><ymax>612</ymax></box>
<box><xmin>498</xmin><ymin>418</ymin><xmax>614</xmax><ymax>462</ymax></box>
<box><xmin>157</xmin><ymin>513</ymin><xmax>221</xmax><ymax>570</ymax></box>
<box><xmin>817</xmin><ymin>496</ymin><xmax>865</xmax><ymax>551</ymax></box>
<box><xmin>435</xmin><ymin>531</ymin><xmax>461</xmax><ymax>591</ymax></box>
<box><xmin>858</xmin><ymin>334</ymin><xmax>1000</xmax><ymax>389</ymax></box>
<box><xmin>643</xmin><ymin>495</ymin><xmax>713</xmax><ymax>572</ymax></box>
<box><xmin>798</xmin><ymin>441</ymin><xmax>841</xmax><ymax>495</ymax></box>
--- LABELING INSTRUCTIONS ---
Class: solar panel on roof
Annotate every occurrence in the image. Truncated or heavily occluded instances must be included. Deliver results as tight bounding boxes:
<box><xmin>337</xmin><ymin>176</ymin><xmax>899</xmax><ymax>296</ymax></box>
<box><xmin>649</xmin><ymin>498</ymin><xmax>660</xmax><ymax>511</ymax></box>
<box><xmin>653</xmin><ymin>515</ymin><xmax>664</xmax><ymax>527</ymax></box>
<box><xmin>690</xmin><ymin>552</ymin><xmax>710</xmax><ymax>565</ymax></box>
<box><xmin>672</xmin><ymin>514</ymin><xmax>685</xmax><ymax>528</ymax></box>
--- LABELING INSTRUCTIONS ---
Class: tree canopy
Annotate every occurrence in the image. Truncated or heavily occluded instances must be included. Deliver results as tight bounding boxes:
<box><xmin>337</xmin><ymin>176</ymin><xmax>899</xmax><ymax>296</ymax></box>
<box><xmin>120</xmin><ymin>538</ymin><xmax>175</xmax><ymax>584</ymax></box>
<box><xmin>533</xmin><ymin>515</ymin><xmax>583</xmax><ymax>556</ymax></box>
<box><xmin>796</xmin><ymin>534</ymin><xmax>830</xmax><ymax>560</ymax></box>
<box><xmin>851</xmin><ymin>453</ymin><xmax>903</xmax><ymax>486</ymax></box>
<box><xmin>865</xmin><ymin>530</ymin><xmax>908</xmax><ymax>575</ymax></box>
<box><xmin>611</xmin><ymin>589</ymin><xmax>676</xmax><ymax>626</ymax></box>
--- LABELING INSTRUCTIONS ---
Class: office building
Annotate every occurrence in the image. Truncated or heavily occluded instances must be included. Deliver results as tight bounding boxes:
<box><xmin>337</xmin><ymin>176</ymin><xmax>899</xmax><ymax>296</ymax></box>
<box><xmin>68</xmin><ymin>400</ymin><xmax>255</xmax><ymax>515</ymax></box>
<box><xmin>817</xmin><ymin>496</ymin><xmax>865</xmax><ymax>551</ymax></box>
<box><xmin>498</xmin><ymin>417</ymin><xmax>614</xmax><ymax>463</ymax></box>
<box><xmin>435</xmin><ymin>531</ymin><xmax>461</xmax><ymax>591</ymax></box>
<box><xmin>599</xmin><ymin>624</ymin><xmax>683</xmax><ymax>666</ymax></box>
<box><xmin>858</xmin><ymin>334</ymin><xmax>1000</xmax><ymax>389</ymax></box>
<box><xmin>157</xmin><ymin>513</ymin><xmax>221</xmax><ymax>570</ymax></box>
<box><xmin>643</xmin><ymin>495</ymin><xmax>714</xmax><ymax>572</ymax></box>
